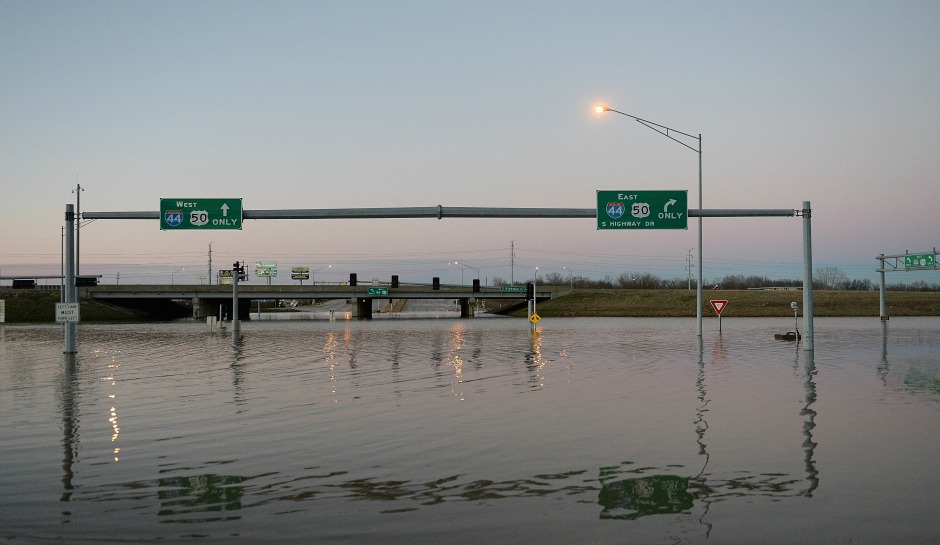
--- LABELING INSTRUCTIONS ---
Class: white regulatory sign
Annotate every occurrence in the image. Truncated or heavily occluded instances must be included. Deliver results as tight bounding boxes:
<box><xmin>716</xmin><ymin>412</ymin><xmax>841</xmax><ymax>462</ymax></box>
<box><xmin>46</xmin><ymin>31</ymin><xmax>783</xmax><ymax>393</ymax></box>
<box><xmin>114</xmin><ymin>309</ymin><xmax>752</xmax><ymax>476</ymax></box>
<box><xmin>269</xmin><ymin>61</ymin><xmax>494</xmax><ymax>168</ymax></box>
<box><xmin>56</xmin><ymin>302</ymin><xmax>81</xmax><ymax>323</ymax></box>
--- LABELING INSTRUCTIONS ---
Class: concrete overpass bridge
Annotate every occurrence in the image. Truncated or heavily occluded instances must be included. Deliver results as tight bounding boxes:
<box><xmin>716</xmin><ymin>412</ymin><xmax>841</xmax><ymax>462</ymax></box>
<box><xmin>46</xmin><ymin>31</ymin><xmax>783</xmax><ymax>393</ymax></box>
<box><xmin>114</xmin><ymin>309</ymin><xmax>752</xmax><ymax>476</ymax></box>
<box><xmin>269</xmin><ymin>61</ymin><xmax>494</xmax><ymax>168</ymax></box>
<box><xmin>84</xmin><ymin>283</ymin><xmax>553</xmax><ymax>320</ymax></box>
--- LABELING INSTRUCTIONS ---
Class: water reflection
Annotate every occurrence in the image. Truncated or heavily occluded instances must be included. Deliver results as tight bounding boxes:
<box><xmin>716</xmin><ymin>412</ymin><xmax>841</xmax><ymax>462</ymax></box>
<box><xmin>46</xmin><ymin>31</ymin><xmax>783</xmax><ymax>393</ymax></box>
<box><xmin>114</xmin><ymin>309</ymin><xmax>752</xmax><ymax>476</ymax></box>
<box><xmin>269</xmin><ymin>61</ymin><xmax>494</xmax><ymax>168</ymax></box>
<box><xmin>230</xmin><ymin>336</ymin><xmax>248</xmax><ymax>409</ymax></box>
<box><xmin>9</xmin><ymin>319</ymin><xmax>938</xmax><ymax>544</ymax></box>
<box><xmin>799</xmin><ymin>347</ymin><xmax>820</xmax><ymax>497</ymax></box>
<box><xmin>598</xmin><ymin>468</ymin><xmax>693</xmax><ymax>519</ymax></box>
<box><xmin>447</xmin><ymin>323</ymin><xmax>465</xmax><ymax>400</ymax></box>
<box><xmin>59</xmin><ymin>355</ymin><xmax>79</xmax><ymax>504</ymax></box>
<box><xmin>157</xmin><ymin>474</ymin><xmax>244</xmax><ymax>523</ymax></box>
<box><xmin>877</xmin><ymin>319</ymin><xmax>940</xmax><ymax>396</ymax></box>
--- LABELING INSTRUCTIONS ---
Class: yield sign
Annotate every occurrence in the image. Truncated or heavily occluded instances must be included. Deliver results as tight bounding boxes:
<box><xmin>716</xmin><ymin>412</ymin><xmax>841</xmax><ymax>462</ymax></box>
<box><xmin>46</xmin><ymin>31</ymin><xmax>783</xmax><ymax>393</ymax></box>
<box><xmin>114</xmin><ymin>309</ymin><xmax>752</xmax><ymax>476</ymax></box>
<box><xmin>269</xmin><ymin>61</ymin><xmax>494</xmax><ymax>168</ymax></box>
<box><xmin>710</xmin><ymin>300</ymin><xmax>729</xmax><ymax>316</ymax></box>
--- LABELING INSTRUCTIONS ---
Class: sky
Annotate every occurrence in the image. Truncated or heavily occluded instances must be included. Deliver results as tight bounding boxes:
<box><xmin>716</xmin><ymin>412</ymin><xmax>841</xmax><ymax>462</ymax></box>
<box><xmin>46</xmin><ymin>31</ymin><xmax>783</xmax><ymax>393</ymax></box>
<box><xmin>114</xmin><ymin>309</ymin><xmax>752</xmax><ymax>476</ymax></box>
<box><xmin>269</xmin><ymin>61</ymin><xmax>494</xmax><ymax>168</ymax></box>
<box><xmin>2</xmin><ymin>0</ymin><xmax>939</xmax><ymax>287</ymax></box>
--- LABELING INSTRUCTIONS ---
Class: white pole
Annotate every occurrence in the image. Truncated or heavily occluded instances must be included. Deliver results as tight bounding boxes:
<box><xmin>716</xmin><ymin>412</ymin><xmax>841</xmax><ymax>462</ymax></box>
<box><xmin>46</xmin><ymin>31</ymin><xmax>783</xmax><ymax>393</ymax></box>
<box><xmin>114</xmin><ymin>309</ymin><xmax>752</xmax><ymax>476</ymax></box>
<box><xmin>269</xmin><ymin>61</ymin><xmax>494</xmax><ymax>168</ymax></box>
<box><xmin>697</xmin><ymin>135</ymin><xmax>703</xmax><ymax>337</ymax></box>
<box><xmin>802</xmin><ymin>201</ymin><xmax>814</xmax><ymax>352</ymax></box>
<box><xmin>64</xmin><ymin>204</ymin><xmax>77</xmax><ymax>354</ymax></box>
<box><xmin>878</xmin><ymin>254</ymin><xmax>888</xmax><ymax>321</ymax></box>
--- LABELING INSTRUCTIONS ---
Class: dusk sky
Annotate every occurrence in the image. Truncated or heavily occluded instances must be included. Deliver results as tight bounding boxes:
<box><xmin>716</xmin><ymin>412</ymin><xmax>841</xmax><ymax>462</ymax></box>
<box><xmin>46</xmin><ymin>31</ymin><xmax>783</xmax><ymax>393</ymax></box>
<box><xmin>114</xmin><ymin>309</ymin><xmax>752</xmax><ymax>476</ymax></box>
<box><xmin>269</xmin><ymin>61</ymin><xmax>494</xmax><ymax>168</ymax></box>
<box><xmin>2</xmin><ymin>1</ymin><xmax>938</xmax><ymax>286</ymax></box>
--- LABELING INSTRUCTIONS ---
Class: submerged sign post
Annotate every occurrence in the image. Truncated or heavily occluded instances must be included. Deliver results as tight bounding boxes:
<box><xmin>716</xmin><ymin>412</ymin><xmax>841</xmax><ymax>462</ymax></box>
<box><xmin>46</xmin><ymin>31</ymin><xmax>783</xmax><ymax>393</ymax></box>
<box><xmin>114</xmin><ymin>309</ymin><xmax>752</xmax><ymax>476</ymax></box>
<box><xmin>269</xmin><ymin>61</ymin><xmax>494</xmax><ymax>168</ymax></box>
<box><xmin>160</xmin><ymin>198</ymin><xmax>243</xmax><ymax>230</ymax></box>
<box><xmin>710</xmin><ymin>299</ymin><xmax>728</xmax><ymax>333</ymax></box>
<box><xmin>597</xmin><ymin>190</ymin><xmax>688</xmax><ymax>230</ymax></box>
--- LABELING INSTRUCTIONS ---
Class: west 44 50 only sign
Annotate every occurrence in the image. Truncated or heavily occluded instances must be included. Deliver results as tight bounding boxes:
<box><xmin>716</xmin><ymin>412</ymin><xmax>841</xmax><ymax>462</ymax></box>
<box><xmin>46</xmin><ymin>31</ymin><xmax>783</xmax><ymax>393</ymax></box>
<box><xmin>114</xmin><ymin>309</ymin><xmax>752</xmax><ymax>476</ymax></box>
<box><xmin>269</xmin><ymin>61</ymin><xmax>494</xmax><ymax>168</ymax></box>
<box><xmin>597</xmin><ymin>190</ymin><xmax>688</xmax><ymax>230</ymax></box>
<box><xmin>160</xmin><ymin>198</ymin><xmax>243</xmax><ymax>230</ymax></box>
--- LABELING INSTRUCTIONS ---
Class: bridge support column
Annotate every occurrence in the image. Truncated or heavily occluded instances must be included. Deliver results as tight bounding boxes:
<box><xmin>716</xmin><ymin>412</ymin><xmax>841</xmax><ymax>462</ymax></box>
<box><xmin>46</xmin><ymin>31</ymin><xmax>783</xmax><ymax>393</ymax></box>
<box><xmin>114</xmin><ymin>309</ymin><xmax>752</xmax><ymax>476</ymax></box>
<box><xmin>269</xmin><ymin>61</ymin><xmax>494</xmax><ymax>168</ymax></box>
<box><xmin>459</xmin><ymin>298</ymin><xmax>475</xmax><ymax>318</ymax></box>
<box><xmin>192</xmin><ymin>297</ymin><xmax>204</xmax><ymax>319</ymax></box>
<box><xmin>352</xmin><ymin>298</ymin><xmax>373</xmax><ymax>319</ymax></box>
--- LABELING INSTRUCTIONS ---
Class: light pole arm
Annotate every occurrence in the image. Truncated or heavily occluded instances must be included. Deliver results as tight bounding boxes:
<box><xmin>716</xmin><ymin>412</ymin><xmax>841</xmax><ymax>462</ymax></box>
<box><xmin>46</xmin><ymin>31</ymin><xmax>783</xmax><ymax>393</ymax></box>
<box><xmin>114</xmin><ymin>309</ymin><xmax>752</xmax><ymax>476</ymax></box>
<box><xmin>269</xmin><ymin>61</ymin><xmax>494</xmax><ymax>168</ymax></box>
<box><xmin>600</xmin><ymin>107</ymin><xmax>700</xmax><ymax>153</ymax></box>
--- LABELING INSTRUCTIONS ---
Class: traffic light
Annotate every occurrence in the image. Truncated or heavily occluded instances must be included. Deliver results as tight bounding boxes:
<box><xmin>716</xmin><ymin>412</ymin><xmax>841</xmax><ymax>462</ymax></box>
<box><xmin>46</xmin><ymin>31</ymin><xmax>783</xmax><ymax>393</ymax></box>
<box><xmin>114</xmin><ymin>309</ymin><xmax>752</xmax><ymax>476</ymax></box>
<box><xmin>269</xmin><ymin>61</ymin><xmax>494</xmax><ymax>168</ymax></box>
<box><xmin>526</xmin><ymin>282</ymin><xmax>534</xmax><ymax>300</ymax></box>
<box><xmin>432</xmin><ymin>277</ymin><xmax>440</xmax><ymax>290</ymax></box>
<box><xmin>472</xmin><ymin>279</ymin><xmax>480</xmax><ymax>293</ymax></box>
<box><xmin>75</xmin><ymin>276</ymin><xmax>98</xmax><ymax>287</ymax></box>
<box><xmin>233</xmin><ymin>261</ymin><xmax>247</xmax><ymax>281</ymax></box>
<box><xmin>391</xmin><ymin>275</ymin><xmax>399</xmax><ymax>288</ymax></box>
<box><xmin>349</xmin><ymin>273</ymin><xmax>357</xmax><ymax>286</ymax></box>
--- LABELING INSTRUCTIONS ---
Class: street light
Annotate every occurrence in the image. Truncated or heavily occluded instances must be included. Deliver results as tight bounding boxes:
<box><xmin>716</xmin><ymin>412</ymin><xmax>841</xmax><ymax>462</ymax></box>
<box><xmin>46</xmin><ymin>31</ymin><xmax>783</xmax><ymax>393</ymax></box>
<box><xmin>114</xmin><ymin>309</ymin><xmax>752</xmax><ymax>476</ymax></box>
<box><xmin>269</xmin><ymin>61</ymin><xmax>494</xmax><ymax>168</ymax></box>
<box><xmin>563</xmin><ymin>266</ymin><xmax>574</xmax><ymax>289</ymax></box>
<box><xmin>311</xmin><ymin>264</ymin><xmax>331</xmax><ymax>285</ymax></box>
<box><xmin>170</xmin><ymin>267</ymin><xmax>184</xmax><ymax>285</ymax></box>
<box><xmin>451</xmin><ymin>261</ymin><xmax>480</xmax><ymax>285</ymax></box>
<box><xmin>595</xmin><ymin>104</ymin><xmax>704</xmax><ymax>336</ymax></box>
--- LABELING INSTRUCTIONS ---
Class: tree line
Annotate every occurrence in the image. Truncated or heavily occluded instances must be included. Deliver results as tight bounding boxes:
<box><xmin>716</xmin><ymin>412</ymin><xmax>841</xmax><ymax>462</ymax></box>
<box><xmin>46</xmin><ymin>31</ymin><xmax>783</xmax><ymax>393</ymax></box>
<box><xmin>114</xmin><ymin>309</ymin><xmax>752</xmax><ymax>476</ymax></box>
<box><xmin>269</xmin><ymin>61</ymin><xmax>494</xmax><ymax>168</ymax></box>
<box><xmin>492</xmin><ymin>267</ymin><xmax>940</xmax><ymax>291</ymax></box>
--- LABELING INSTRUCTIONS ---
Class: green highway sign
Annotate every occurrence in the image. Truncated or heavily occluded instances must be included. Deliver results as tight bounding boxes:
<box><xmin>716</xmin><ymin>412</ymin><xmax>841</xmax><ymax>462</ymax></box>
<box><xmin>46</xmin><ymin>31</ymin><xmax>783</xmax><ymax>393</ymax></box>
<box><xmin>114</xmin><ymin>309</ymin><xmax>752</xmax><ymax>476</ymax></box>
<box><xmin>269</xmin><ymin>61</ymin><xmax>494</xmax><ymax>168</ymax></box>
<box><xmin>500</xmin><ymin>285</ymin><xmax>527</xmax><ymax>292</ymax></box>
<box><xmin>160</xmin><ymin>198</ymin><xmax>243</xmax><ymax>230</ymax></box>
<box><xmin>904</xmin><ymin>253</ymin><xmax>936</xmax><ymax>269</ymax></box>
<box><xmin>367</xmin><ymin>287</ymin><xmax>389</xmax><ymax>296</ymax></box>
<box><xmin>597</xmin><ymin>190</ymin><xmax>688</xmax><ymax>230</ymax></box>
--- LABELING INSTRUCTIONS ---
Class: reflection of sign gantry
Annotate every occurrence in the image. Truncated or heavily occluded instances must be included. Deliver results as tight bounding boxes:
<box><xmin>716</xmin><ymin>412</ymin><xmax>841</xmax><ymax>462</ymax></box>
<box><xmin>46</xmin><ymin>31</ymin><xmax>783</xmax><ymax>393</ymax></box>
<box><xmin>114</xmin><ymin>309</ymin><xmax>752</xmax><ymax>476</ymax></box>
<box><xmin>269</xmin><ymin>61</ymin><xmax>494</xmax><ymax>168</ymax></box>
<box><xmin>597</xmin><ymin>343</ymin><xmax>819</xmax><ymax>536</ymax></box>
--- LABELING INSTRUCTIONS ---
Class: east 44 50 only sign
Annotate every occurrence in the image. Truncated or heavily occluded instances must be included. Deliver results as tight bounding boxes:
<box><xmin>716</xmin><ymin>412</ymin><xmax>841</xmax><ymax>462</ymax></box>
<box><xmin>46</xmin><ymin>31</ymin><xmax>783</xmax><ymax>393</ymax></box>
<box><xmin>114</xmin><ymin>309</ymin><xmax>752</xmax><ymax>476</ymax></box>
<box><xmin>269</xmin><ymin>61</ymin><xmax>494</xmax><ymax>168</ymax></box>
<box><xmin>161</xmin><ymin>198</ymin><xmax>243</xmax><ymax>230</ymax></box>
<box><xmin>597</xmin><ymin>190</ymin><xmax>688</xmax><ymax>230</ymax></box>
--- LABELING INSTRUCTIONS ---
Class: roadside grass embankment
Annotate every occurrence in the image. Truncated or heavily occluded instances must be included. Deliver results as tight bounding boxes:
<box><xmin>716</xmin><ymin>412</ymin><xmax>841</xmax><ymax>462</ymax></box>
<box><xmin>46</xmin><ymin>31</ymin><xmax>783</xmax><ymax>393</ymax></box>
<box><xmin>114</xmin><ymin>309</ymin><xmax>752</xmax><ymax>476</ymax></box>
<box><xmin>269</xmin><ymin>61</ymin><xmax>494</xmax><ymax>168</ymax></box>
<box><xmin>0</xmin><ymin>289</ymin><xmax>154</xmax><ymax>322</ymax></box>
<box><xmin>3</xmin><ymin>287</ymin><xmax>940</xmax><ymax>323</ymax></box>
<box><xmin>506</xmin><ymin>289</ymin><xmax>940</xmax><ymax>318</ymax></box>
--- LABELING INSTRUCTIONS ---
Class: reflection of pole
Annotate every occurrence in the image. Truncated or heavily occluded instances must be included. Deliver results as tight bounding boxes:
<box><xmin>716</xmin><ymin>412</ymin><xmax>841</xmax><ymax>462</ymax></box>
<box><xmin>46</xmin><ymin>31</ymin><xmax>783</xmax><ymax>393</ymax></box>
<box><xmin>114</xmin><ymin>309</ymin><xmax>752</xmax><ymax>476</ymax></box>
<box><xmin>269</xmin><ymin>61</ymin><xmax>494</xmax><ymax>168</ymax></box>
<box><xmin>232</xmin><ymin>262</ymin><xmax>241</xmax><ymax>338</ymax></box>
<box><xmin>64</xmin><ymin>204</ymin><xmax>77</xmax><ymax>354</ymax></box>
<box><xmin>694</xmin><ymin>336</ymin><xmax>714</xmax><ymax>536</ymax></box>
<box><xmin>800</xmin><ymin>350</ymin><xmax>819</xmax><ymax>496</ymax></box>
<box><xmin>60</xmin><ymin>358</ymin><xmax>78</xmax><ymax>502</ymax></box>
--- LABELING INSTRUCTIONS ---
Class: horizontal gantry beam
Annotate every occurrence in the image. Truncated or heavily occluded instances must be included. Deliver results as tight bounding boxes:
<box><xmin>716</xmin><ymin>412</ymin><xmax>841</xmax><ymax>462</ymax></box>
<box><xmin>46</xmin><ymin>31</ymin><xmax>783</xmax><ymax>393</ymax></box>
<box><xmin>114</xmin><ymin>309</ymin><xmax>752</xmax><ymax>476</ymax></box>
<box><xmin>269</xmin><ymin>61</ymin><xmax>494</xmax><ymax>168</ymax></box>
<box><xmin>82</xmin><ymin>206</ymin><xmax>797</xmax><ymax>220</ymax></box>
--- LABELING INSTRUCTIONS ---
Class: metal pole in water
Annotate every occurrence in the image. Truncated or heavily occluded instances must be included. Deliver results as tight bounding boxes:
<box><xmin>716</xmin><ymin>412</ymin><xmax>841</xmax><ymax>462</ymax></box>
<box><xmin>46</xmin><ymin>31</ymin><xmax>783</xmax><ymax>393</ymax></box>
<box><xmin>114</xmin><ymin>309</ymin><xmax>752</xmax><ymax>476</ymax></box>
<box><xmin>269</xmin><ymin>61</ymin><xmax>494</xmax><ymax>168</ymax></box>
<box><xmin>64</xmin><ymin>204</ymin><xmax>77</xmax><ymax>354</ymax></box>
<box><xmin>232</xmin><ymin>262</ymin><xmax>241</xmax><ymax>338</ymax></box>
<box><xmin>802</xmin><ymin>201</ymin><xmax>814</xmax><ymax>352</ymax></box>
<box><xmin>878</xmin><ymin>254</ymin><xmax>888</xmax><ymax>321</ymax></box>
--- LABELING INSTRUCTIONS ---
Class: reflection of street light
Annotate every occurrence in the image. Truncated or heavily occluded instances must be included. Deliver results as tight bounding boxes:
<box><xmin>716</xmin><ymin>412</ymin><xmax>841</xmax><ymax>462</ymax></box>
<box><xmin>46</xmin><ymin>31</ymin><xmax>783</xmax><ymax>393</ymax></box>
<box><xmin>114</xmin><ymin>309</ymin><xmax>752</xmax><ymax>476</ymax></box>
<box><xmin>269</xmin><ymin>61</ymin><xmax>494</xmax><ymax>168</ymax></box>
<box><xmin>170</xmin><ymin>267</ymin><xmax>184</xmax><ymax>285</ymax></box>
<box><xmin>595</xmin><ymin>104</ymin><xmax>704</xmax><ymax>336</ymax></box>
<box><xmin>312</xmin><ymin>264</ymin><xmax>331</xmax><ymax>285</ymax></box>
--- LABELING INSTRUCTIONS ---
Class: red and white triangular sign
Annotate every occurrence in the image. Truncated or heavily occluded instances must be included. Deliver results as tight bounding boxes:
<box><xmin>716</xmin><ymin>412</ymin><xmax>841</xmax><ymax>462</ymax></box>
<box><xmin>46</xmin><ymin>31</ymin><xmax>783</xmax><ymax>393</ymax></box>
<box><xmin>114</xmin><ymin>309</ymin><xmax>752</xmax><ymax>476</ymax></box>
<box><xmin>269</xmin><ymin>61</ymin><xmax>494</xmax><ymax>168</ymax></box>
<box><xmin>710</xmin><ymin>300</ymin><xmax>728</xmax><ymax>315</ymax></box>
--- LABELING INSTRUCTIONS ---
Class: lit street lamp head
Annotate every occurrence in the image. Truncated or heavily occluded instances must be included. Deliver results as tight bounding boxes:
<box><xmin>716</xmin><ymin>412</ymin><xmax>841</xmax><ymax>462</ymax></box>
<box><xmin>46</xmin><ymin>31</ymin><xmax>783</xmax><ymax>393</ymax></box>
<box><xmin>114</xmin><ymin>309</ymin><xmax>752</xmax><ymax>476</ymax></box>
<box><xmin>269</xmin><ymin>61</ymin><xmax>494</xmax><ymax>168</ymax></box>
<box><xmin>594</xmin><ymin>105</ymin><xmax>609</xmax><ymax>113</ymax></box>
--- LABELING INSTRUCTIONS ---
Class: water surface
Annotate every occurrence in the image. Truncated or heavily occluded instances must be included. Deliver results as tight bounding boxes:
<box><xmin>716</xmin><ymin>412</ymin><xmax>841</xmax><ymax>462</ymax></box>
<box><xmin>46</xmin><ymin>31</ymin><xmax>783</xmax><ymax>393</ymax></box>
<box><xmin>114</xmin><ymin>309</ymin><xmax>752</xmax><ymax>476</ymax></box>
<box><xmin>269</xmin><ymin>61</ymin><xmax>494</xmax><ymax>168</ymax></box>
<box><xmin>1</xmin><ymin>317</ymin><xmax>938</xmax><ymax>544</ymax></box>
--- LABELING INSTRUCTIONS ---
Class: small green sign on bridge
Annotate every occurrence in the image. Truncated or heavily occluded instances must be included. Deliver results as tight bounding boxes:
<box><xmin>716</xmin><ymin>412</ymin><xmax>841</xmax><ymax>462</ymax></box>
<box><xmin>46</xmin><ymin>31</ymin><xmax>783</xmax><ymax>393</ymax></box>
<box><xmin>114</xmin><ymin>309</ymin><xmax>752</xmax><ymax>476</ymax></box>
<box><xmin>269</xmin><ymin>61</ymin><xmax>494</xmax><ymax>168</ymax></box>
<box><xmin>367</xmin><ymin>287</ymin><xmax>389</xmax><ymax>296</ymax></box>
<box><xmin>499</xmin><ymin>285</ymin><xmax>526</xmax><ymax>292</ymax></box>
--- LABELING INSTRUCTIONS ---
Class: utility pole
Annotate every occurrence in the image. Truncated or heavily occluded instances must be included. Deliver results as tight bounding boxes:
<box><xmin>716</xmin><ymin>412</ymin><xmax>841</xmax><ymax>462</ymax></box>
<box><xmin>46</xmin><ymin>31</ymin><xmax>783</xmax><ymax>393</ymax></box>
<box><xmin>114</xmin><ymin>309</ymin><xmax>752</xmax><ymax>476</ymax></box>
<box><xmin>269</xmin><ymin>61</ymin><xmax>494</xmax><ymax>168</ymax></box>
<box><xmin>73</xmin><ymin>184</ymin><xmax>84</xmax><ymax>276</ymax></box>
<box><xmin>686</xmin><ymin>249</ymin><xmax>694</xmax><ymax>290</ymax></box>
<box><xmin>208</xmin><ymin>243</ymin><xmax>213</xmax><ymax>285</ymax></box>
<box><xmin>510</xmin><ymin>240</ymin><xmax>515</xmax><ymax>284</ymax></box>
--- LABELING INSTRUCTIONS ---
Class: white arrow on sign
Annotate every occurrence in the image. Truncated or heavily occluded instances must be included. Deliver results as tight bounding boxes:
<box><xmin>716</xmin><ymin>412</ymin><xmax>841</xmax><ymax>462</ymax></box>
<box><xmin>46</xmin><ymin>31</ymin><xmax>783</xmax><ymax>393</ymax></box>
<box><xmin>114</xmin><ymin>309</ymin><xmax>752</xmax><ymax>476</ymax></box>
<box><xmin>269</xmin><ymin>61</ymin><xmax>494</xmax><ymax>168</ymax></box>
<box><xmin>221</xmin><ymin>203</ymin><xmax>229</xmax><ymax>217</ymax></box>
<box><xmin>664</xmin><ymin>198</ymin><xmax>677</xmax><ymax>213</ymax></box>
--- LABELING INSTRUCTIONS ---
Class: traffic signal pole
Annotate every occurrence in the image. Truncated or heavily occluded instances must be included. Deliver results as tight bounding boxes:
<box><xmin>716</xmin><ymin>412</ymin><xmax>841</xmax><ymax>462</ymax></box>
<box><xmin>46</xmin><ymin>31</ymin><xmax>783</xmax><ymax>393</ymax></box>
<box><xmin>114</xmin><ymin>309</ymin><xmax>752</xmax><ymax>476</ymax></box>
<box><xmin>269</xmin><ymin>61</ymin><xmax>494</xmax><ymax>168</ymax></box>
<box><xmin>232</xmin><ymin>261</ymin><xmax>247</xmax><ymax>338</ymax></box>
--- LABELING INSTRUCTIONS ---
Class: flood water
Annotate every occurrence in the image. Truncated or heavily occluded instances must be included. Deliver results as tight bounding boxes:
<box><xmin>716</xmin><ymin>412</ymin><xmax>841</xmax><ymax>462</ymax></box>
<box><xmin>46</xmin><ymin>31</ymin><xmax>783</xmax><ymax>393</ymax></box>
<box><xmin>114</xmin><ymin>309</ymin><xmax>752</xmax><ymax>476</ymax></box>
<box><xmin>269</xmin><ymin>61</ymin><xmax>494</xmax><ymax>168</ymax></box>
<box><xmin>1</xmin><ymin>316</ymin><xmax>938</xmax><ymax>544</ymax></box>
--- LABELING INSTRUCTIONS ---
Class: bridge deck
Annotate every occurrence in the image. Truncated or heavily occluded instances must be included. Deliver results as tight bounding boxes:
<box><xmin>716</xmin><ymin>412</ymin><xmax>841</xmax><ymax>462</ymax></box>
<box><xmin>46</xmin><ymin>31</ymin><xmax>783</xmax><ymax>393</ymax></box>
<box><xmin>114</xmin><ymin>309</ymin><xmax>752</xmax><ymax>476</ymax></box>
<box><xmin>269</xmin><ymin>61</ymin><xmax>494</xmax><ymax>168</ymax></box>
<box><xmin>86</xmin><ymin>284</ymin><xmax>551</xmax><ymax>300</ymax></box>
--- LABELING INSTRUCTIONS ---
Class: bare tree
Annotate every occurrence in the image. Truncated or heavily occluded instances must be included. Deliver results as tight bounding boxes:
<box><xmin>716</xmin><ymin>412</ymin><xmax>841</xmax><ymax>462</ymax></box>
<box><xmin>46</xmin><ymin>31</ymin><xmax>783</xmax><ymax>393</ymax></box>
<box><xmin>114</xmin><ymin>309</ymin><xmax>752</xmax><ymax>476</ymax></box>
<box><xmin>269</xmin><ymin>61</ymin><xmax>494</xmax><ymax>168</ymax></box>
<box><xmin>815</xmin><ymin>267</ymin><xmax>848</xmax><ymax>289</ymax></box>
